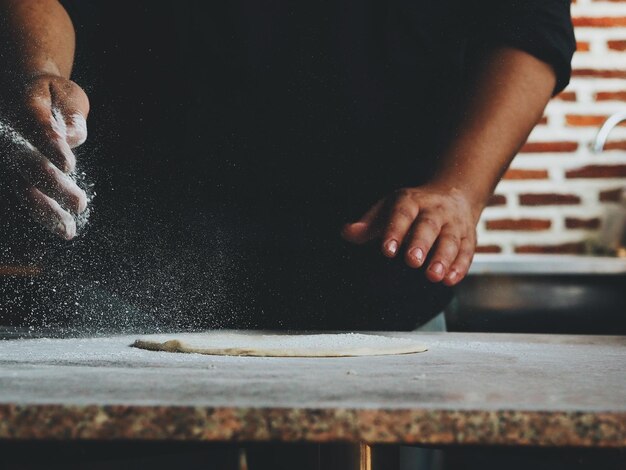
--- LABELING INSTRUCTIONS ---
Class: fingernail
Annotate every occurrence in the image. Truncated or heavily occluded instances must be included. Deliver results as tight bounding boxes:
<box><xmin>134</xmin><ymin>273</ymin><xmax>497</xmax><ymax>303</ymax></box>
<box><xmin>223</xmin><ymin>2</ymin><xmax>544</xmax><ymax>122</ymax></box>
<box><xmin>412</xmin><ymin>248</ymin><xmax>424</xmax><ymax>264</ymax></box>
<box><xmin>385</xmin><ymin>240</ymin><xmax>398</xmax><ymax>256</ymax></box>
<box><xmin>53</xmin><ymin>218</ymin><xmax>76</xmax><ymax>240</ymax></box>
<box><xmin>447</xmin><ymin>270</ymin><xmax>458</xmax><ymax>282</ymax></box>
<box><xmin>430</xmin><ymin>262</ymin><xmax>444</xmax><ymax>276</ymax></box>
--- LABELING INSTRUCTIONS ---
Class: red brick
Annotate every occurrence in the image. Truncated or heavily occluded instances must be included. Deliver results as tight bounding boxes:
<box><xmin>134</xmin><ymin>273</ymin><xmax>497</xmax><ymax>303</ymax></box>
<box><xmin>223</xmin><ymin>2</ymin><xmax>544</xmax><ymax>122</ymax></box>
<box><xmin>554</xmin><ymin>91</ymin><xmax>577</xmax><ymax>101</ymax></box>
<box><xmin>475</xmin><ymin>245</ymin><xmax>502</xmax><ymax>254</ymax></box>
<box><xmin>486</xmin><ymin>194</ymin><xmax>506</xmax><ymax>207</ymax></box>
<box><xmin>565</xmin><ymin>217</ymin><xmax>601</xmax><ymax>230</ymax></box>
<box><xmin>519</xmin><ymin>141</ymin><xmax>578</xmax><ymax>153</ymax></box>
<box><xmin>573</xmin><ymin>17</ymin><xmax>626</xmax><ymax>27</ymax></box>
<box><xmin>572</xmin><ymin>69</ymin><xmax>626</xmax><ymax>79</ymax></box>
<box><xmin>486</xmin><ymin>218</ymin><xmax>552</xmax><ymax>231</ymax></box>
<box><xmin>607</xmin><ymin>40</ymin><xmax>626</xmax><ymax>51</ymax></box>
<box><xmin>565</xmin><ymin>115</ymin><xmax>622</xmax><ymax>127</ymax></box>
<box><xmin>515</xmin><ymin>242</ymin><xmax>587</xmax><ymax>255</ymax></box>
<box><xmin>565</xmin><ymin>165</ymin><xmax>626</xmax><ymax>178</ymax></box>
<box><xmin>576</xmin><ymin>41</ymin><xmax>591</xmax><ymax>52</ymax></box>
<box><xmin>502</xmin><ymin>169</ymin><xmax>549</xmax><ymax>180</ymax></box>
<box><xmin>599</xmin><ymin>188</ymin><xmax>624</xmax><ymax>202</ymax></box>
<box><xmin>602</xmin><ymin>140</ymin><xmax>626</xmax><ymax>151</ymax></box>
<box><xmin>519</xmin><ymin>193</ymin><xmax>582</xmax><ymax>206</ymax></box>
<box><xmin>595</xmin><ymin>91</ymin><xmax>626</xmax><ymax>101</ymax></box>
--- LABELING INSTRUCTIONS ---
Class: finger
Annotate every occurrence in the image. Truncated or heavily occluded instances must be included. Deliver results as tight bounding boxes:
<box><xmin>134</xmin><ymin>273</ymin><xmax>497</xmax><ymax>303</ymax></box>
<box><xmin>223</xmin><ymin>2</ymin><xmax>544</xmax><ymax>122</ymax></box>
<box><xmin>64</xmin><ymin>112</ymin><xmax>88</xmax><ymax>148</ymax></box>
<box><xmin>381</xmin><ymin>199</ymin><xmax>418</xmax><ymax>258</ymax></box>
<box><xmin>19</xmin><ymin>151</ymin><xmax>87</xmax><ymax>214</ymax></box>
<box><xmin>50</xmin><ymin>81</ymin><xmax>90</xmax><ymax>148</ymax></box>
<box><xmin>14</xmin><ymin>98</ymin><xmax>77</xmax><ymax>173</ymax></box>
<box><xmin>51</xmin><ymin>77</ymin><xmax>90</xmax><ymax>120</ymax></box>
<box><xmin>15</xmin><ymin>178</ymin><xmax>77</xmax><ymax>240</ymax></box>
<box><xmin>15</xmin><ymin>78</ymin><xmax>89</xmax><ymax>173</ymax></box>
<box><xmin>425</xmin><ymin>228</ymin><xmax>461</xmax><ymax>283</ymax></box>
<box><xmin>404</xmin><ymin>211</ymin><xmax>442</xmax><ymax>268</ymax></box>
<box><xmin>341</xmin><ymin>199</ymin><xmax>385</xmax><ymax>244</ymax></box>
<box><xmin>443</xmin><ymin>237</ymin><xmax>476</xmax><ymax>286</ymax></box>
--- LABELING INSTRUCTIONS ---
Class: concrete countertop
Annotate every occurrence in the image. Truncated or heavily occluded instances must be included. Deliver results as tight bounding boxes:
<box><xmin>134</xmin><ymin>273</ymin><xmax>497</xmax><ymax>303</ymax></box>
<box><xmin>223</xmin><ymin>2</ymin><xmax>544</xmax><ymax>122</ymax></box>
<box><xmin>0</xmin><ymin>332</ymin><xmax>624</xmax><ymax>447</ymax></box>
<box><xmin>469</xmin><ymin>254</ymin><xmax>626</xmax><ymax>275</ymax></box>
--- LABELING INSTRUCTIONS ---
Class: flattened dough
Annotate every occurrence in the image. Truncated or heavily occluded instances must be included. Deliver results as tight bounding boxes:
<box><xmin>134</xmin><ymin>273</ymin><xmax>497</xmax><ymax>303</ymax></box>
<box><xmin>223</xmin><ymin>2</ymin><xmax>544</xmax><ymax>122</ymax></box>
<box><xmin>131</xmin><ymin>331</ymin><xmax>427</xmax><ymax>357</ymax></box>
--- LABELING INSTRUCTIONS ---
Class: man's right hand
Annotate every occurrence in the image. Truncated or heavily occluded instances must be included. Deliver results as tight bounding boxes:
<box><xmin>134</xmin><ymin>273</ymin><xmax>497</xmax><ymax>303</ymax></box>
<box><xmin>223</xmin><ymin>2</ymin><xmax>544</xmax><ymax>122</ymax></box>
<box><xmin>1</xmin><ymin>74</ymin><xmax>90</xmax><ymax>240</ymax></box>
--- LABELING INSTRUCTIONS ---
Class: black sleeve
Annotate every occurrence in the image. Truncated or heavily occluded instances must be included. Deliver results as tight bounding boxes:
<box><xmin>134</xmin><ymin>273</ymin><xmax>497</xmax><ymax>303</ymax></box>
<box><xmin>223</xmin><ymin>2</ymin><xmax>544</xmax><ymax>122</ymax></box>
<box><xmin>469</xmin><ymin>0</ymin><xmax>576</xmax><ymax>95</ymax></box>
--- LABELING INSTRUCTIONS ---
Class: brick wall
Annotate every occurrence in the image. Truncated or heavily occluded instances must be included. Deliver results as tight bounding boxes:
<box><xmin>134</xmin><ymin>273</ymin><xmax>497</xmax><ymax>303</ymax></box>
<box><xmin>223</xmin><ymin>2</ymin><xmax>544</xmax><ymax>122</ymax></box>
<box><xmin>476</xmin><ymin>0</ymin><xmax>626</xmax><ymax>255</ymax></box>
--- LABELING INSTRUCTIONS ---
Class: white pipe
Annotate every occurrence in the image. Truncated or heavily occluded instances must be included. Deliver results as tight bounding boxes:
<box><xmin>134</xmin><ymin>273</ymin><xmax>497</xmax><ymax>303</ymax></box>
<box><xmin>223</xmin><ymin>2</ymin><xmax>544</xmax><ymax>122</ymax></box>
<box><xmin>592</xmin><ymin>111</ymin><xmax>626</xmax><ymax>153</ymax></box>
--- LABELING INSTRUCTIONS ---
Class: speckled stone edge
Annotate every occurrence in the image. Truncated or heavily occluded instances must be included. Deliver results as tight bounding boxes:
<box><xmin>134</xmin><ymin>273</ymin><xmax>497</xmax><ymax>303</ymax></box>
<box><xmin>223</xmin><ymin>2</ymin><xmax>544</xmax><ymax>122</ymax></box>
<box><xmin>0</xmin><ymin>405</ymin><xmax>624</xmax><ymax>447</ymax></box>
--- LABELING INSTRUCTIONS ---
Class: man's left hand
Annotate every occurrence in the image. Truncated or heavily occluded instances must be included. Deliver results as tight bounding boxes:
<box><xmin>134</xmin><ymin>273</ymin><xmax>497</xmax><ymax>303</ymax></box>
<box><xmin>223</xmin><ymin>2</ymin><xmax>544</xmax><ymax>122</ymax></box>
<box><xmin>341</xmin><ymin>185</ymin><xmax>482</xmax><ymax>286</ymax></box>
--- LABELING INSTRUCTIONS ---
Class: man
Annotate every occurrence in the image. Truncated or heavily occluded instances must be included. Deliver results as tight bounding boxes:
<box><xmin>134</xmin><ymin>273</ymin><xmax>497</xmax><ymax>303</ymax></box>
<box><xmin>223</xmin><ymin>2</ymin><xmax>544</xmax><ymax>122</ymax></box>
<box><xmin>0</xmin><ymin>1</ymin><xmax>575</xmax><ymax>333</ymax></box>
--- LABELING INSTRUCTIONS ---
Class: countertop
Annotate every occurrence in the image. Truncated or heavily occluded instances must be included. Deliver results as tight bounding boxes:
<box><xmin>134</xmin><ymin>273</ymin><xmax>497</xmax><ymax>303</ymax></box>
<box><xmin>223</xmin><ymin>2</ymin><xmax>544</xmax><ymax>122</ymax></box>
<box><xmin>468</xmin><ymin>254</ymin><xmax>626</xmax><ymax>275</ymax></box>
<box><xmin>0</xmin><ymin>332</ymin><xmax>624</xmax><ymax>447</ymax></box>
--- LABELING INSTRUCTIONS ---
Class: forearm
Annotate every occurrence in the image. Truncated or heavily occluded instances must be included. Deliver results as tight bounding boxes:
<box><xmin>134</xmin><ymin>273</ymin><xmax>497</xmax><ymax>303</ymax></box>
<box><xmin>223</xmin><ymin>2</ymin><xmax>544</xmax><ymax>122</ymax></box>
<box><xmin>0</xmin><ymin>0</ymin><xmax>75</xmax><ymax>81</ymax></box>
<box><xmin>429</xmin><ymin>47</ymin><xmax>556</xmax><ymax>214</ymax></box>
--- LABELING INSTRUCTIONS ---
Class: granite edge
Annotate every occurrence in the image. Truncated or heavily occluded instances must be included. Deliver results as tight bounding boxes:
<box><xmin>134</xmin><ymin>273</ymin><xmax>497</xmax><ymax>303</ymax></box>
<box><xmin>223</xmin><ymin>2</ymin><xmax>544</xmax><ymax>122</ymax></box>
<box><xmin>0</xmin><ymin>404</ymin><xmax>624</xmax><ymax>448</ymax></box>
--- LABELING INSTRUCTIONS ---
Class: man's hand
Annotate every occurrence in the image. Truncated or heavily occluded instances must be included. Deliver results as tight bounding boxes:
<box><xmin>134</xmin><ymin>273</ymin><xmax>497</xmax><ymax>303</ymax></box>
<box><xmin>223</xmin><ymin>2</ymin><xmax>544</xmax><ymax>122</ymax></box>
<box><xmin>342</xmin><ymin>185</ymin><xmax>480</xmax><ymax>286</ymax></box>
<box><xmin>0</xmin><ymin>0</ymin><xmax>87</xmax><ymax>239</ymax></box>
<box><xmin>342</xmin><ymin>47</ymin><xmax>558</xmax><ymax>285</ymax></box>
<box><xmin>1</xmin><ymin>74</ymin><xmax>90</xmax><ymax>239</ymax></box>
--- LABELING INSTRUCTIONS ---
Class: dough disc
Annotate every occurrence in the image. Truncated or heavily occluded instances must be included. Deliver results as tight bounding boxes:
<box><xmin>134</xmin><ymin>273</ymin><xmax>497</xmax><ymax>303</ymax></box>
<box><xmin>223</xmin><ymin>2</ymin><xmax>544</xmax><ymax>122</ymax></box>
<box><xmin>131</xmin><ymin>331</ymin><xmax>427</xmax><ymax>357</ymax></box>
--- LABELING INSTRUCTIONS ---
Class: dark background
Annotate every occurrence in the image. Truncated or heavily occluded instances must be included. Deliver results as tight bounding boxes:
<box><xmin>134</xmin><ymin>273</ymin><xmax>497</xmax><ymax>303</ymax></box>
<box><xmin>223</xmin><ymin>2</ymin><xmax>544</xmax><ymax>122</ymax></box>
<box><xmin>1</xmin><ymin>1</ymin><xmax>465</xmax><ymax>334</ymax></box>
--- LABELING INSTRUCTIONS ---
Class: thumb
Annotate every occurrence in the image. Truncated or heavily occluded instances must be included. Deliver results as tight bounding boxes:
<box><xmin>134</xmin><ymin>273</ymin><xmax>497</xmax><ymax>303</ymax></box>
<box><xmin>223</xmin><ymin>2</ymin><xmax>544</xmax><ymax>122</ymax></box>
<box><xmin>341</xmin><ymin>221</ymin><xmax>373</xmax><ymax>244</ymax></box>
<box><xmin>341</xmin><ymin>199</ymin><xmax>385</xmax><ymax>244</ymax></box>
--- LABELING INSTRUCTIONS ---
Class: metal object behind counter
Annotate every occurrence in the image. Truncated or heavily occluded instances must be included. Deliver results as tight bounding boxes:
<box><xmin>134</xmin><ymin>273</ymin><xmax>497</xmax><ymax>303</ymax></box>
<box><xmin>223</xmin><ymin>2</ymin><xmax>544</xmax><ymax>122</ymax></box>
<box><xmin>451</xmin><ymin>255</ymin><xmax>626</xmax><ymax>335</ymax></box>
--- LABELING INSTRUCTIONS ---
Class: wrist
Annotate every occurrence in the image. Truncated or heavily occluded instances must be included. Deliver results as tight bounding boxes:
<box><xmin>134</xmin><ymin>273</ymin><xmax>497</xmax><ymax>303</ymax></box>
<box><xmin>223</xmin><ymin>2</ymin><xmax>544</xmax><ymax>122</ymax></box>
<box><xmin>427</xmin><ymin>142</ymin><xmax>504</xmax><ymax>218</ymax></box>
<box><xmin>426</xmin><ymin>176</ymin><xmax>491</xmax><ymax>220</ymax></box>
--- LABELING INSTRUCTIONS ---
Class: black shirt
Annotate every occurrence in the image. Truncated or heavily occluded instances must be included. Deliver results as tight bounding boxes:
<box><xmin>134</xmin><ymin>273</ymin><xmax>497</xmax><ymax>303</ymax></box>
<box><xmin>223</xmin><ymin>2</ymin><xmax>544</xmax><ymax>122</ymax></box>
<box><xmin>10</xmin><ymin>0</ymin><xmax>574</xmax><ymax>333</ymax></box>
